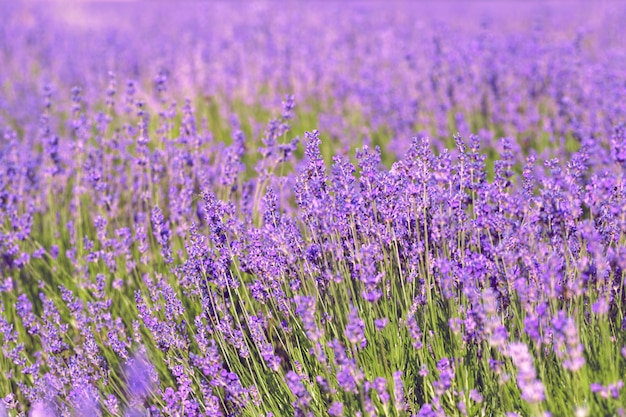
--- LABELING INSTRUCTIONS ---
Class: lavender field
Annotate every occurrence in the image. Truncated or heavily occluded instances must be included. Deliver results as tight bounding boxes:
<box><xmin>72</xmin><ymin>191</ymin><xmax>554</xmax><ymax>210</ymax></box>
<box><xmin>1</xmin><ymin>2</ymin><xmax>626</xmax><ymax>416</ymax></box>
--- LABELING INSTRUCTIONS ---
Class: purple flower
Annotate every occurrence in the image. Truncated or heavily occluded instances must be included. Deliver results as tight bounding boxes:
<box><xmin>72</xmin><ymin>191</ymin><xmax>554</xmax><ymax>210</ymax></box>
<box><xmin>434</xmin><ymin>358</ymin><xmax>454</xmax><ymax>395</ymax></box>
<box><xmin>372</xmin><ymin>377</ymin><xmax>390</xmax><ymax>406</ymax></box>
<box><xmin>249</xmin><ymin>314</ymin><xmax>281</xmax><ymax>371</ymax></box>
<box><xmin>125</xmin><ymin>351</ymin><xmax>155</xmax><ymax>399</ymax></box>
<box><xmin>405</xmin><ymin>314</ymin><xmax>423</xmax><ymax>350</ymax></box>
<box><xmin>72</xmin><ymin>384</ymin><xmax>99</xmax><ymax>417</ymax></box>
<box><xmin>328</xmin><ymin>402</ymin><xmax>343</xmax><ymax>417</ymax></box>
<box><xmin>393</xmin><ymin>371</ymin><xmax>405</xmax><ymax>412</ymax></box>
<box><xmin>469</xmin><ymin>389</ymin><xmax>483</xmax><ymax>403</ymax></box>
<box><xmin>552</xmin><ymin>311</ymin><xmax>585</xmax><ymax>372</ymax></box>
<box><xmin>592</xmin><ymin>298</ymin><xmax>609</xmax><ymax>315</ymax></box>
<box><xmin>345</xmin><ymin>307</ymin><xmax>367</xmax><ymax>349</ymax></box>
<box><xmin>329</xmin><ymin>340</ymin><xmax>362</xmax><ymax>394</ymax></box>
<box><xmin>374</xmin><ymin>318</ymin><xmax>388</xmax><ymax>330</ymax></box>
<box><xmin>294</xmin><ymin>296</ymin><xmax>323</xmax><ymax>342</ymax></box>
<box><xmin>29</xmin><ymin>402</ymin><xmax>56</xmax><ymax>417</ymax></box>
<box><xmin>506</xmin><ymin>342</ymin><xmax>545</xmax><ymax>403</ymax></box>
<box><xmin>417</xmin><ymin>404</ymin><xmax>436</xmax><ymax>417</ymax></box>
<box><xmin>285</xmin><ymin>371</ymin><xmax>311</xmax><ymax>410</ymax></box>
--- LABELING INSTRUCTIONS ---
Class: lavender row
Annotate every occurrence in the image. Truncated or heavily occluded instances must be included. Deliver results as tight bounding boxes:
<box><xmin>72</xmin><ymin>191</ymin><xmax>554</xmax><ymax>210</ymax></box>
<box><xmin>0</xmin><ymin>2</ymin><xmax>625</xmax><ymax>417</ymax></box>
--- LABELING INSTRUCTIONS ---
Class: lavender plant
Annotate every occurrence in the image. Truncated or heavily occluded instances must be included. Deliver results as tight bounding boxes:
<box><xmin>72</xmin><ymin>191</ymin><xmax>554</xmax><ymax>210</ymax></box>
<box><xmin>0</xmin><ymin>2</ymin><xmax>625</xmax><ymax>417</ymax></box>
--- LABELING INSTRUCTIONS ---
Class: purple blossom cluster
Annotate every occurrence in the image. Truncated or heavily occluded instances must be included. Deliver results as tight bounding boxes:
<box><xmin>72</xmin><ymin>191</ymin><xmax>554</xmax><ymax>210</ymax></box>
<box><xmin>0</xmin><ymin>2</ymin><xmax>624</xmax><ymax>417</ymax></box>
